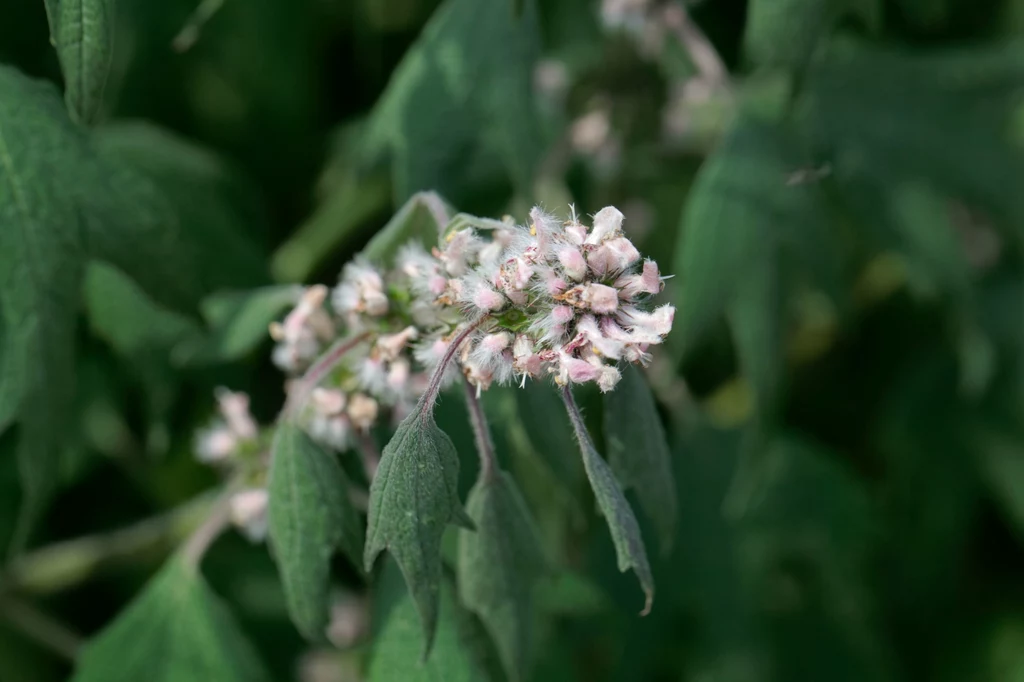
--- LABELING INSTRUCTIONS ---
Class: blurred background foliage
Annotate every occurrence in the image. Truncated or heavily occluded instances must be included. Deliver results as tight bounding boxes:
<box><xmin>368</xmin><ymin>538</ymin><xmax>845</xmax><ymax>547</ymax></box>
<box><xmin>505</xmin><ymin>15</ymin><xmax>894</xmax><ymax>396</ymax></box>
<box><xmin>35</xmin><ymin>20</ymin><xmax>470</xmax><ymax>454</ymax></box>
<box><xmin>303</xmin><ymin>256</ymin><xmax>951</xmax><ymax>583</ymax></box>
<box><xmin>2</xmin><ymin>0</ymin><xmax>1024</xmax><ymax>680</ymax></box>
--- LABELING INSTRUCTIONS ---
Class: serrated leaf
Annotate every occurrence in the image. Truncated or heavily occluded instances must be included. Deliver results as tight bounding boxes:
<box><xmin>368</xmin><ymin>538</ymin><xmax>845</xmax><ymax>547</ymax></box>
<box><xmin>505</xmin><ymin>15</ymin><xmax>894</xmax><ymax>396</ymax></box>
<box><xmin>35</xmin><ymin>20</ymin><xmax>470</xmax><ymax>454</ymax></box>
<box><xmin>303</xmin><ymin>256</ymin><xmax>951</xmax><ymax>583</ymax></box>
<box><xmin>362</xmin><ymin>191</ymin><xmax>451</xmax><ymax>265</ymax></box>
<box><xmin>51</xmin><ymin>0</ymin><xmax>114</xmax><ymax>124</ymax></box>
<box><xmin>72</xmin><ymin>558</ymin><xmax>271</xmax><ymax>682</ymax></box>
<box><xmin>268</xmin><ymin>422</ymin><xmax>364</xmax><ymax>641</ymax></box>
<box><xmin>603</xmin><ymin>364</ymin><xmax>678</xmax><ymax>553</ymax></box>
<box><xmin>363</xmin><ymin>0</ymin><xmax>542</xmax><ymax>202</ymax></box>
<box><xmin>458</xmin><ymin>470</ymin><xmax>546</xmax><ymax>682</ymax></box>
<box><xmin>173</xmin><ymin>286</ymin><xmax>302</xmax><ymax>365</ymax></box>
<box><xmin>563</xmin><ymin>388</ymin><xmax>653</xmax><ymax>614</ymax></box>
<box><xmin>368</xmin><ymin>575</ymin><xmax>491</xmax><ymax>682</ymax></box>
<box><xmin>365</xmin><ymin>401</ymin><xmax>473</xmax><ymax>658</ymax></box>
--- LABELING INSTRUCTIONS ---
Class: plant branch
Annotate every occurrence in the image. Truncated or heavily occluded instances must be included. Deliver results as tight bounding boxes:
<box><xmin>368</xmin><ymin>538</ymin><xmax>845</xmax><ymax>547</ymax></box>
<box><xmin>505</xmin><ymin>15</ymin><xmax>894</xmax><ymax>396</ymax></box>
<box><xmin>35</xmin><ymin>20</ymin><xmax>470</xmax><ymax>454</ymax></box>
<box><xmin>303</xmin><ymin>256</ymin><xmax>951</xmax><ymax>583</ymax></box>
<box><xmin>419</xmin><ymin>316</ymin><xmax>490</xmax><ymax>421</ymax></box>
<box><xmin>181</xmin><ymin>489</ymin><xmax>234</xmax><ymax>571</ymax></box>
<box><xmin>0</xmin><ymin>595</ymin><xmax>82</xmax><ymax>661</ymax></box>
<box><xmin>1</xmin><ymin>493</ymin><xmax>216</xmax><ymax>595</ymax></box>
<box><xmin>462</xmin><ymin>375</ymin><xmax>497</xmax><ymax>481</ymax></box>
<box><xmin>284</xmin><ymin>332</ymin><xmax>371</xmax><ymax>418</ymax></box>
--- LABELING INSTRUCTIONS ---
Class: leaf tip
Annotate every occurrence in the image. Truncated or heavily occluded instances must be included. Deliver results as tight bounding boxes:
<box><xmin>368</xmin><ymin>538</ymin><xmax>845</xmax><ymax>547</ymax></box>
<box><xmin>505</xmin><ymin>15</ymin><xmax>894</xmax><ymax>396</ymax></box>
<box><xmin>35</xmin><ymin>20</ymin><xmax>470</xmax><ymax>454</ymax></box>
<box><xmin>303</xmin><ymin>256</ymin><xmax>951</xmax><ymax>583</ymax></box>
<box><xmin>639</xmin><ymin>589</ymin><xmax>654</xmax><ymax>617</ymax></box>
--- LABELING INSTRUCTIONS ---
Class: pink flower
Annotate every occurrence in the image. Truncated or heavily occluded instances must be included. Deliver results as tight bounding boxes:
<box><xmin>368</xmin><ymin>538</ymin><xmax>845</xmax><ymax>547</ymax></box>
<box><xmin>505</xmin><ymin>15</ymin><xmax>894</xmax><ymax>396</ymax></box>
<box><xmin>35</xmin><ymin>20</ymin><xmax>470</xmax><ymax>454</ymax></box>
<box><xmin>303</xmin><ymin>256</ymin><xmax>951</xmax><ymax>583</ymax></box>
<box><xmin>216</xmin><ymin>389</ymin><xmax>258</xmax><ymax>441</ymax></box>
<box><xmin>615</xmin><ymin>259</ymin><xmax>663</xmax><ymax>298</ymax></box>
<box><xmin>230</xmin><ymin>488</ymin><xmax>269</xmax><ymax>542</ymax></box>
<box><xmin>575</xmin><ymin>315</ymin><xmax>625</xmax><ymax>359</ymax></box>
<box><xmin>311</xmin><ymin>387</ymin><xmax>346</xmax><ymax>415</ymax></box>
<box><xmin>347</xmin><ymin>394</ymin><xmax>379</xmax><ymax>431</ymax></box>
<box><xmin>557</xmin><ymin>246</ymin><xmax>588</xmax><ymax>281</ymax></box>
<box><xmin>473</xmin><ymin>287</ymin><xmax>506</xmax><ymax>311</ymax></box>
<box><xmin>585</xmin><ymin>206</ymin><xmax>624</xmax><ymax>245</ymax></box>
<box><xmin>587</xmin><ymin>237</ymin><xmax>640</xmax><ymax>277</ymax></box>
<box><xmin>582</xmin><ymin>283</ymin><xmax>619</xmax><ymax>314</ymax></box>
<box><xmin>557</xmin><ymin>352</ymin><xmax>603</xmax><ymax>384</ymax></box>
<box><xmin>376</xmin><ymin>326</ymin><xmax>419</xmax><ymax>361</ymax></box>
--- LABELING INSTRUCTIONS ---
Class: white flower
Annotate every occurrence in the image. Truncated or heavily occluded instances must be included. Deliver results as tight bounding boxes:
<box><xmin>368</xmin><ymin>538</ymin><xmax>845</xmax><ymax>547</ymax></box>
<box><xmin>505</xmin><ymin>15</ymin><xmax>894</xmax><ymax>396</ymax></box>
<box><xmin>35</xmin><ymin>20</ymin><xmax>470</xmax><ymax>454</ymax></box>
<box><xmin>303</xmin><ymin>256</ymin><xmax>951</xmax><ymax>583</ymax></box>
<box><xmin>347</xmin><ymin>394</ymin><xmax>379</xmax><ymax>432</ymax></box>
<box><xmin>216</xmin><ymin>389</ymin><xmax>258</xmax><ymax>441</ymax></box>
<box><xmin>195</xmin><ymin>424</ymin><xmax>237</xmax><ymax>463</ymax></box>
<box><xmin>585</xmin><ymin>206</ymin><xmax>624</xmax><ymax>245</ymax></box>
<box><xmin>230</xmin><ymin>488</ymin><xmax>269</xmax><ymax>542</ymax></box>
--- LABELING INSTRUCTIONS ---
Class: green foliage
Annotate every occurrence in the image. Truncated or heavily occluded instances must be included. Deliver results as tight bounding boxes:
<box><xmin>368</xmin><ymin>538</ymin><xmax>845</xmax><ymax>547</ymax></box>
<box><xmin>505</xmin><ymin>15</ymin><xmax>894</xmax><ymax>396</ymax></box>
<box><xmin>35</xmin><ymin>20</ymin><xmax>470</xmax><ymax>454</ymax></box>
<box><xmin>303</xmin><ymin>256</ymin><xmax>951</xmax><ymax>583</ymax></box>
<box><xmin>363</xmin><ymin>0</ymin><xmax>543</xmax><ymax>203</ymax></box>
<box><xmin>365</xmin><ymin>400</ymin><xmax>474</xmax><ymax>657</ymax></box>
<box><xmin>72</xmin><ymin>558</ymin><xmax>270</xmax><ymax>682</ymax></box>
<box><xmin>49</xmin><ymin>0</ymin><xmax>114</xmax><ymax>124</ymax></box>
<box><xmin>267</xmin><ymin>422</ymin><xmax>364</xmax><ymax>640</ymax></box>
<box><xmin>603</xmin><ymin>364</ymin><xmax>678</xmax><ymax>552</ymax></box>
<box><xmin>458</xmin><ymin>469</ymin><xmax>546</xmax><ymax>682</ymax></box>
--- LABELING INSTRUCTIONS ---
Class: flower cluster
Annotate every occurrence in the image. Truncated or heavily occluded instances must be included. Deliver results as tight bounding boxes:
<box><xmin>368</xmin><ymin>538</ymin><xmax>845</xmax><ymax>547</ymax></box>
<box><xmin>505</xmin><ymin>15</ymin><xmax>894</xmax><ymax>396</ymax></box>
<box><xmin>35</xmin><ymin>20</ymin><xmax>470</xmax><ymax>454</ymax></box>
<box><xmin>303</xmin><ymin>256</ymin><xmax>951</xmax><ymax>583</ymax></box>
<box><xmin>411</xmin><ymin>205</ymin><xmax>674</xmax><ymax>394</ymax></box>
<box><xmin>194</xmin><ymin>389</ymin><xmax>269</xmax><ymax>542</ymax></box>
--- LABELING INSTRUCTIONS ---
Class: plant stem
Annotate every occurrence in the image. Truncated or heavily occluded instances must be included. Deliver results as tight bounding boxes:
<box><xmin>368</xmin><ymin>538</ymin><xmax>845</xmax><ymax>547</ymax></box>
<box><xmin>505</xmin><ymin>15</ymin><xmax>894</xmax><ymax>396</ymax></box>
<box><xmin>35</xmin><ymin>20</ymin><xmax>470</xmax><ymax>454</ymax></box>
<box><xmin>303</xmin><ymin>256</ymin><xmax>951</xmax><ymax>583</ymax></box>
<box><xmin>181</xmin><ymin>490</ymin><xmax>234</xmax><ymax>571</ymax></box>
<box><xmin>355</xmin><ymin>429</ymin><xmax>381</xmax><ymax>481</ymax></box>
<box><xmin>0</xmin><ymin>595</ymin><xmax>82</xmax><ymax>661</ymax></box>
<box><xmin>560</xmin><ymin>384</ymin><xmax>592</xmax><ymax>452</ymax></box>
<box><xmin>284</xmin><ymin>332</ymin><xmax>371</xmax><ymax>418</ymax></box>
<box><xmin>419</xmin><ymin>316</ymin><xmax>490</xmax><ymax>421</ymax></box>
<box><xmin>1</xmin><ymin>493</ymin><xmax>216</xmax><ymax>595</ymax></box>
<box><xmin>462</xmin><ymin>375</ymin><xmax>497</xmax><ymax>482</ymax></box>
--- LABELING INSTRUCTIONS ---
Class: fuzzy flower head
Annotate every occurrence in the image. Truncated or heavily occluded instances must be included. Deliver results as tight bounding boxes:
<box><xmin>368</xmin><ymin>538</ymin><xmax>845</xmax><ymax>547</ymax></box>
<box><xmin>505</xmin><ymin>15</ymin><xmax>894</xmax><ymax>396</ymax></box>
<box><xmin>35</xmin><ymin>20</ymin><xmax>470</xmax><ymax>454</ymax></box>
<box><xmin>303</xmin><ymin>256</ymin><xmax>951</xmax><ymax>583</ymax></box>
<box><xmin>426</xmin><ymin>205</ymin><xmax>674</xmax><ymax>393</ymax></box>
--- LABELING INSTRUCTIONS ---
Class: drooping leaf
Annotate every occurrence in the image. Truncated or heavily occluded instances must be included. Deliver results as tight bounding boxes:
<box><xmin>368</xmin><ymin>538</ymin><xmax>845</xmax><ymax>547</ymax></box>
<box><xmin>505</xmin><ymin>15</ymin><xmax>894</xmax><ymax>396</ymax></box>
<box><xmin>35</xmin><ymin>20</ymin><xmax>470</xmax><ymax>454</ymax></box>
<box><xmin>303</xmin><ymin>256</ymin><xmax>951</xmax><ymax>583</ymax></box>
<box><xmin>368</xmin><ymin>574</ymin><xmax>491</xmax><ymax>682</ymax></box>
<box><xmin>458</xmin><ymin>470</ymin><xmax>546</xmax><ymax>682</ymax></box>
<box><xmin>603</xmin><ymin>364</ymin><xmax>678</xmax><ymax>553</ymax></box>
<box><xmin>72</xmin><ymin>558</ymin><xmax>271</xmax><ymax>682</ymax></box>
<box><xmin>173</xmin><ymin>285</ymin><xmax>303</xmax><ymax>365</ymax></box>
<box><xmin>362</xmin><ymin>0</ymin><xmax>543</xmax><ymax>203</ymax></box>
<box><xmin>267</xmin><ymin>422</ymin><xmax>364</xmax><ymax>640</ymax></box>
<box><xmin>563</xmin><ymin>388</ymin><xmax>654</xmax><ymax>614</ymax></box>
<box><xmin>50</xmin><ymin>0</ymin><xmax>115</xmax><ymax>124</ymax></box>
<box><xmin>364</xmin><ymin>401</ymin><xmax>474</xmax><ymax>657</ymax></box>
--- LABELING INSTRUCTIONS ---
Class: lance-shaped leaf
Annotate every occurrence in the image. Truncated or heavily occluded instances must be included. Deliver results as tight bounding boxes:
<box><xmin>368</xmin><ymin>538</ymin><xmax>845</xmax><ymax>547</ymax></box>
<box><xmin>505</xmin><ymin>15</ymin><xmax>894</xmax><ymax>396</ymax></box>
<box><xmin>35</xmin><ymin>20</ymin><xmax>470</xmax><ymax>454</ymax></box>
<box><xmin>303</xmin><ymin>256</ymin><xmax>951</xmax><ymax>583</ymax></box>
<box><xmin>49</xmin><ymin>0</ymin><xmax>115</xmax><ymax>124</ymax></box>
<box><xmin>562</xmin><ymin>387</ymin><xmax>654</xmax><ymax>615</ymax></box>
<box><xmin>458</xmin><ymin>470</ymin><xmax>546</xmax><ymax>682</ymax></box>
<box><xmin>365</xmin><ymin>402</ymin><xmax>474</xmax><ymax>657</ymax></box>
<box><xmin>369</xmin><ymin>574</ymin><xmax>490</xmax><ymax>682</ymax></box>
<box><xmin>268</xmin><ymin>422</ymin><xmax>364</xmax><ymax>640</ymax></box>
<box><xmin>603</xmin><ymin>364</ymin><xmax>678</xmax><ymax>553</ymax></box>
<box><xmin>72</xmin><ymin>558</ymin><xmax>270</xmax><ymax>682</ymax></box>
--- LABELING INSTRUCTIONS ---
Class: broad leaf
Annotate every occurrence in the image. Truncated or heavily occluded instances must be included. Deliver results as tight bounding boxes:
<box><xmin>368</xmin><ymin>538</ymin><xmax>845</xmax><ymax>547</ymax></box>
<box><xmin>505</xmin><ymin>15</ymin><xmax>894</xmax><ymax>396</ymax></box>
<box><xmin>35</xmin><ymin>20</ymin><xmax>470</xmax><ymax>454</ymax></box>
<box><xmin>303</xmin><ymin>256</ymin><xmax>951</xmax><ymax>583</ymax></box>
<box><xmin>603</xmin><ymin>364</ymin><xmax>678</xmax><ymax>552</ymax></box>
<box><xmin>365</xmin><ymin>402</ymin><xmax>474</xmax><ymax>657</ymax></box>
<box><xmin>368</xmin><ymin>575</ymin><xmax>491</xmax><ymax>682</ymax></box>
<box><xmin>72</xmin><ymin>558</ymin><xmax>270</xmax><ymax>682</ymax></box>
<box><xmin>173</xmin><ymin>286</ymin><xmax>303</xmax><ymax>365</ymax></box>
<box><xmin>563</xmin><ymin>388</ymin><xmax>654</xmax><ymax>614</ymax></box>
<box><xmin>458</xmin><ymin>470</ymin><xmax>546</xmax><ymax>682</ymax></box>
<box><xmin>268</xmin><ymin>422</ymin><xmax>364</xmax><ymax>640</ymax></box>
<box><xmin>0</xmin><ymin>70</ymin><xmax>268</xmax><ymax>546</ymax></box>
<box><xmin>51</xmin><ymin>0</ymin><xmax>115</xmax><ymax>124</ymax></box>
<box><xmin>362</xmin><ymin>0</ymin><xmax>542</xmax><ymax>202</ymax></box>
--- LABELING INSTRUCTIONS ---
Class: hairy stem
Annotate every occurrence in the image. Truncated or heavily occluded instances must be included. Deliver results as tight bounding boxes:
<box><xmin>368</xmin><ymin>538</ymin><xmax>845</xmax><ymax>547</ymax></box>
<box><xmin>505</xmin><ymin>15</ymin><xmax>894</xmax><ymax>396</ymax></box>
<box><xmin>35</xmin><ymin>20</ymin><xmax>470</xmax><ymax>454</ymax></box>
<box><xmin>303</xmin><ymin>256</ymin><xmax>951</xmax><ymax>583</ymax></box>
<box><xmin>462</xmin><ymin>375</ymin><xmax>497</xmax><ymax>482</ymax></box>
<box><xmin>419</xmin><ymin>316</ymin><xmax>490</xmax><ymax>421</ymax></box>
<box><xmin>0</xmin><ymin>595</ymin><xmax>82</xmax><ymax>661</ymax></box>
<box><xmin>181</xmin><ymin>490</ymin><xmax>234</xmax><ymax>571</ymax></box>
<box><xmin>560</xmin><ymin>384</ymin><xmax>593</xmax><ymax>453</ymax></box>
<box><xmin>1</xmin><ymin>493</ymin><xmax>215</xmax><ymax>595</ymax></box>
<box><xmin>284</xmin><ymin>332</ymin><xmax>371</xmax><ymax>417</ymax></box>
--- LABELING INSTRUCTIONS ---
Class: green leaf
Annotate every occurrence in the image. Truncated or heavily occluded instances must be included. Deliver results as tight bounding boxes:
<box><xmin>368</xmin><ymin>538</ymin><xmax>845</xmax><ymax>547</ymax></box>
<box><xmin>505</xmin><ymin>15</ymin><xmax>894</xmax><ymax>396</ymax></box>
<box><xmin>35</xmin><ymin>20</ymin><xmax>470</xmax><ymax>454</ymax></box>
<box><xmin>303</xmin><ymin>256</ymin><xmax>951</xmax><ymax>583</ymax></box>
<box><xmin>603</xmin><ymin>364</ymin><xmax>678</xmax><ymax>553</ymax></box>
<box><xmin>364</xmin><ymin>402</ymin><xmax>474</xmax><ymax>658</ymax></box>
<box><xmin>87</xmin><ymin>122</ymin><xmax>268</xmax><ymax>312</ymax></box>
<box><xmin>362</xmin><ymin>0</ymin><xmax>542</xmax><ymax>202</ymax></box>
<box><xmin>368</xmin><ymin>574</ymin><xmax>491</xmax><ymax>682</ymax></box>
<box><xmin>72</xmin><ymin>558</ymin><xmax>271</xmax><ymax>682</ymax></box>
<box><xmin>173</xmin><ymin>286</ymin><xmax>303</xmax><ymax>365</ymax></box>
<box><xmin>362</xmin><ymin>191</ymin><xmax>452</xmax><ymax>265</ymax></box>
<box><xmin>675</xmin><ymin>115</ymin><xmax>836</xmax><ymax>366</ymax></box>
<box><xmin>743</xmin><ymin>0</ymin><xmax>881</xmax><ymax>69</ymax></box>
<box><xmin>563</xmin><ymin>388</ymin><xmax>654</xmax><ymax>615</ymax></box>
<box><xmin>0</xmin><ymin>69</ymin><xmax>269</xmax><ymax>547</ymax></box>
<box><xmin>51</xmin><ymin>0</ymin><xmax>115</xmax><ymax>124</ymax></box>
<box><xmin>267</xmin><ymin>422</ymin><xmax>364</xmax><ymax>641</ymax></box>
<box><xmin>458</xmin><ymin>470</ymin><xmax>546</xmax><ymax>682</ymax></box>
